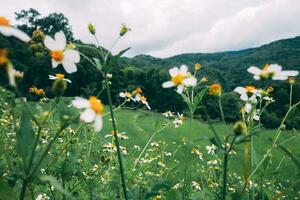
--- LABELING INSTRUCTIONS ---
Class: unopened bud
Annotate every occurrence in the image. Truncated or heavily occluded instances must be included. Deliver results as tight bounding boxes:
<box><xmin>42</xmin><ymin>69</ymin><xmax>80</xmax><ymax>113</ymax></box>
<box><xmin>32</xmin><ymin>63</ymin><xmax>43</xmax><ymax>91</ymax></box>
<box><xmin>195</xmin><ymin>63</ymin><xmax>201</xmax><ymax>71</ymax></box>
<box><xmin>51</xmin><ymin>79</ymin><xmax>67</xmax><ymax>96</ymax></box>
<box><xmin>88</xmin><ymin>23</ymin><xmax>96</xmax><ymax>35</ymax></box>
<box><xmin>120</xmin><ymin>23</ymin><xmax>131</xmax><ymax>36</ymax></box>
<box><xmin>233</xmin><ymin>121</ymin><xmax>247</xmax><ymax>136</ymax></box>
<box><xmin>288</xmin><ymin>77</ymin><xmax>296</xmax><ymax>85</ymax></box>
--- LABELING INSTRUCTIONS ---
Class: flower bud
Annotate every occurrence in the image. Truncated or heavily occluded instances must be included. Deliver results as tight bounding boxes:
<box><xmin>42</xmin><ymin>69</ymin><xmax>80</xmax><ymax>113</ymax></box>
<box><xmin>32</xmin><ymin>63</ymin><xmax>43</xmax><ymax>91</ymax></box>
<box><xmin>88</xmin><ymin>23</ymin><xmax>96</xmax><ymax>35</ymax></box>
<box><xmin>120</xmin><ymin>23</ymin><xmax>131</xmax><ymax>36</ymax></box>
<box><xmin>209</xmin><ymin>84</ymin><xmax>222</xmax><ymax>96</ymax></box>
<box><xmin>288</xmin><ymin>77</ymin><xmax>296</xmax><ymax>85</ymax></box>
<box><xmin>51</xmin><ymin>78</ymin><xmax>67</xmax><ymax>96</ymax></box>
<box><xmin>195</xmin><ymin>63</ymin><xmax>201</xmax><ymax>71</ymax></box>
<box><xmin>233</xmin><ymin>121</ymin><xmax>247</xmax><ymax>136</ymax></box>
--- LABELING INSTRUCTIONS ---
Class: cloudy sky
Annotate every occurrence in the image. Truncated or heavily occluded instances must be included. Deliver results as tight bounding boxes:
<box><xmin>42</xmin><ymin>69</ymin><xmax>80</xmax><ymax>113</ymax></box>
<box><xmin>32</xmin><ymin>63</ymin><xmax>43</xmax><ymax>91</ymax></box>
<box><xmin>1</xmin><ymin>0</ymin><xmax>300</xmax><ymax>58</ymax></box>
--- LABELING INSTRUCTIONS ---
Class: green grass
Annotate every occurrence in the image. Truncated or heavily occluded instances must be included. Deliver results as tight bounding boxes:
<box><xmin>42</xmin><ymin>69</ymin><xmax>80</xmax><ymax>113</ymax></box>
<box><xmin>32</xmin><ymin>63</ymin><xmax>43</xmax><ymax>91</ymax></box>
<box><xmin>100</xmin><ymin>107</ymin><xmax>300</xmax><ymax>182</ymax></box>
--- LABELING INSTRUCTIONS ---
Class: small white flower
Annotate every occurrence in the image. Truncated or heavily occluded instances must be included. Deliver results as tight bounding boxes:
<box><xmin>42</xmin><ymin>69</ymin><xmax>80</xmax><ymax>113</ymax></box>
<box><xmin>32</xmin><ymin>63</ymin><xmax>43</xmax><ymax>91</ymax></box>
<box><xmin>162</xmin><ymin>65</ymin><xmax>197</xmax><ymax>94</ymax></box>
<box><xmin>0</xmin><ymin>17</ymin><xmax>30</xmax><ymax>42</ymax></box>
<box><xmin>206</xmin><ymin>144</ymin><xmax>217</xmax><ymax>155</ymax></box>
<box><xmin>105</xmin><ymin>131</ymin><xmax>128</xmax><ymax>139</ymax></box>
<box><xmin>72</xmin><ymin>96</ymin><xmax>104</xmax><ymax>132</ymax></box>
<box><xmin>135</xmin><ymin>94</ymin><xmax>151</xmax><ymax>110</ymax></box>
<box><xmin>173</xmin><ymin>113</ymin><xmax>184</xmax><ymax>128</ymax></box>
<box><xmin>234</xmin><ymin>86</ymin><xmax>258</xmax><ymax>102</ymax></box>
<box><xmin>163</xmin><ymin>111</ymin><xmax>174</xmax><ymax>118</ymax></box>
<box><xmin>247</xmin><ymin>64</ymin><xmax>298</xmax><ymax>80</ymax></box>
<box><xmin>119</xmin><ymin>91</ymin><xmax>136</xmax><ymax>102</ymax></box>
<box><xmin>44</xmin><ymin>31</ymin><xmax>80</xmax><ymax>74</ymax></box>
<box><xmin>192</xmin><ymin>181</ymin><xmax>201</xmax><ymax>191</ymax></box>
<box><xmin>49</xmin><ymin>74</ymin><xmax>71</xmax><ymax>83</ymax></box>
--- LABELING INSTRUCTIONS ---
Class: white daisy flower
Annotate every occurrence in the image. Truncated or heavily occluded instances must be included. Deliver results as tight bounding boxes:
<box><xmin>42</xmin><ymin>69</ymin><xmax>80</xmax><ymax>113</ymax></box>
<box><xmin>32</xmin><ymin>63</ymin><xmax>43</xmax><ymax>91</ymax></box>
<box><xmin>173</xmin><ymin>113</ymin><xmax>184</xmax><ymax>128</ymax></box>
<box><xmin>72</xmin><ymin>96</ymin><xmax>104</xmax><ymax>132</ymax></box>
<box><xmin>247</xmin><ymin>64</ymin><xmax>298</xmax><ymax>80</ymax></box>
<box><xmin>162</xmin><ymin>65</ymin><xmax>197</xmax><ymax>94</ymax></box>
<box><xmin>234</xmin><ymin>86</ymin><xmax>258</xmax><ymax>102</ymax></box>
<box><xmin>135</xmin><ymin>94</ymin><xmax>151</xmax><ymax>110</ymax></box>
<box><xmin>162</xmin><ymin>111</ymin><xmax>174</xmax><ymax>118</ymax></box>
<box><xmin>44</xmin><ymin>31</ymin><xmax>80</xmax><ymax>74</ymax></box>
<box><xmin>206</xmin><ymin>144</ymin><xmax>217</xmax><ymax>155</ymax></box>
<box><xmin>119</xmin><ymin>91</ymin><xmax>136</xmax><ymax>102</ymax></box>
<box><xmin>49</xmin><ymin>73</ymin><xmax>71</xmax><ymax>83</ymax></box>
<box><xmin>0</xmin><ymin>17</ymin><xmax>30</xmax><ymax>42</ymax></box>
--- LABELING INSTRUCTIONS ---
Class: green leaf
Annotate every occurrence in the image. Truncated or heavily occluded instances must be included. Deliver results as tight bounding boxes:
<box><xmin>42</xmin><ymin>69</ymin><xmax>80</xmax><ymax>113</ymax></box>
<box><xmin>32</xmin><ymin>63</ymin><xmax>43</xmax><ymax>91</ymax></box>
<box><xmin>179</xmin><ymin>93</ymin><xmax>192</xmax><ymax>111</ymax></box>
<box><xmin>40</xmin><ymin>175</ymin><xmax>71</xmax><ymax>197</ymax></box>
<box><xmin>144</xmin><ymin>180</ymin><xmax>171</xmax><ymax>199</ymax></box>
<box><xmin>16</xmin><ymin>109</ymin><xmax>35</xmax><ymax>169</ymax></box>
<box><xmin>117</xmin><ymin>47</ymin><xmax>131</xmax><ymax>57</ymax></box>
<box><xmin>277</xmin><ymin>143</ymin><xmax>300</xmax><ymax>171</ymax></box>
<box><xmin>191</xmin><ymin>87</ymin><xmax>208</xmax><ymax>112</ymax></box>
<box><xmin>231</xmin><ymin>191</ymin><xmax>249</xmax><ymax>200</ymax></box>
<box><xmin>93</xmin><ymin>57</ymin><xmax>102</xmax><ymax>71</ymax></box>
<box><xmin>0</xmin><ymin>180</ymin><xmax>16</xmax><ymax>200</ymax></box>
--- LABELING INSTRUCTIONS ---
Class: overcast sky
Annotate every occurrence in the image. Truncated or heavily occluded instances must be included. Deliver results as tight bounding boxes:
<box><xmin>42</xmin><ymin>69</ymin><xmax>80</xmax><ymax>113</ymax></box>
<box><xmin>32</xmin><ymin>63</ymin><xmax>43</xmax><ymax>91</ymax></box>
<box><xmin>1</xmin><ymin>0</ymin><xmax>300</xmax><ymax>58</ymax></box>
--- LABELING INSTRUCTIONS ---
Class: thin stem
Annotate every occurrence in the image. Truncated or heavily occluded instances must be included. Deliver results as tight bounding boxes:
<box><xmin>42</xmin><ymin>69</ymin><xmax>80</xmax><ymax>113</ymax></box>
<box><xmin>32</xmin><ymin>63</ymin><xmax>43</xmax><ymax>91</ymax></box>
<box><xmin>218</xmin><ymin>96</ymin><xmax>229</xmax><ymax>134</ymax></box>
<box><xmin>133</xmin><ymin>122</ymin><xmax>170</xmax><ymax>168</ymax></box>
<box><xmin>289</xmin><ymin>84</ymin><xmax>293</xmax><ymax>108</ymax></box>
<box><xmin>248</xmin><ymin>101</ymin><xmax>300</xmax><ymax>179</ymax></box>
<box><xmin>104</xmin><ymin>76</ymin><xmax>128</xmax><ymax>200</ymax></box>
<box><xmin>19</xmin><ymin>179</ymin><xmax>28</xmax><ymax>200</ymax></box>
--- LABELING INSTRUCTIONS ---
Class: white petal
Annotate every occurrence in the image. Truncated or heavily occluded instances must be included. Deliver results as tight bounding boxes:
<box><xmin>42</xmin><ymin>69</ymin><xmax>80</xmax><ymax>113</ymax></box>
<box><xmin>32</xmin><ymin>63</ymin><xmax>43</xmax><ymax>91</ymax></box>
<box><xmin>240</xmin><ymin>94</ymin><xmax>248</xmax><ymax>101</ymax></box>
<box><xmin>49</xmin><ymin>75</ymin><xmax>56</xmax><ymax>80</ymax></box>
<box><xmin>119</xmin><ymin>92</ymin><xmax>126</xmax><ymax>98</ymax></box>
<box><xmin>64</xmin><ymin>49</ymin><xmax>80</xmax><ymax>63</ymax></box>
<box><xmin>52</xmin><ymin>60</ymin><xmax>60</xmax><ymax>68</ymax></box>
<box><xmin>169</xmin><ymin>67</ymin><xmax>179</xmax><ymax>77</ymax></box>
<box><xmin>272</xmin><ymin>73</ymin><xmax>288</xmax><ymax>80</ymax></box>
<box><xmin>44</xmin><ymin>35</ymin><xmax>57</xmax><ymax>51</ymax></box>
<box><xmin>0</xmin><ymin>26</ymin><xmax>30</xmax><ymax>42</ymax></box>
<box><xmin>94</xmin><ymin>115</ymin><xmax>103</xmax><ymax>132</ymax></box>
<box><xmin>253</xmin><ymin>113</ymin><xmax>260</xmax><ymax>121</ymax></box>
<box><xmin>234</xmin><ymin>87</ymin><xmax>246</xmax><ymax>95</ymax></box>
<box><xmin>55</xmin><ymin>31</ymin><xmax>67</xmax><ymax>50</ymax></box>
<box><xmin>245</xmin><ymin>103</ymin><xmax>252</xmax><ymax>113</ymax></box>
<box><xmin>63</xmin><ymin>78</ymin><xmax>72</xmax><ymax>83</ymax></box>
<box><xmin>62</xmin><ymin>59</ymin><xmax>77</xmax><ymax>74</ymax></box>
<box><xmin>254</xmin><ymin>75</ymin><xmax>260</xmax><ymax>80</ymax></box>
<box><xmin>80</xmin><ymin>108</ymin><xmax>96</xmax><ymax>123</ymax></box>
<box><xmin>162</xmin><ymin>81</ymin><xmax>175</xmax><ymax>88</ymax></box>
<box><xmin>183</xmin><ymin>77</ymin><xmax>196</xmax><ymax>86</ymax></box>
<box><xmin>280</xmin><ymin>70</ymin><xmax>299</xmax><ymax>77</ymax></box>
<box><xmin>176</xmin><ymin>85</ymin><xmax>184</xmax><ymax>94</ymax></box>
<box><xmin>268</xmin><ymin>64</ymin><xmax>282</xmax><ymax>73</ymax></box>
<box><xmin>247</xmin><ymin>66</ymin><xmax>261</xmax><ymax>75</ymax></box>
<box><xmin>180</xmin><ymin>65</ymin><xmax>188</xmax><ymax>74</ymax></box>
<box><xmin>72</xmin><ymin>97</ymin><xmax>90</xmax><ymax>109</ymax></box>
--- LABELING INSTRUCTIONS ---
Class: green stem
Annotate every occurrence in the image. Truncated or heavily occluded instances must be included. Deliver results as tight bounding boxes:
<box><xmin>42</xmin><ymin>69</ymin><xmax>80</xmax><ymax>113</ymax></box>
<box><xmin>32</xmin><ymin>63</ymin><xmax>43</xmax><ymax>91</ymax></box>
<box><xmin>133</xmin><ymin>122</ymin><xmax>170</xmax><ymax>168</ymax></box>
<box><xmin>218</xmin><ymin>96</ymin><xmax>229</xmax><ymax>134</ymax></box>
<box><xmin>248</xmin><ymin>101</ymin><xmax>300</xmax><ymax>179</ymax></box>
<box><xmin>104</xmin><ymin>76</ymin><xmax>128</xmax><ymax>200</ymax></box>
<box><xmin>289</xmin><ymin>84</ymin><xmax>293</xmax><ymax>108</ymax></box>
<box><xmin>19</xmin><ymin>179</ymin><xmax>28</xmax><ymax>200</ymax></box>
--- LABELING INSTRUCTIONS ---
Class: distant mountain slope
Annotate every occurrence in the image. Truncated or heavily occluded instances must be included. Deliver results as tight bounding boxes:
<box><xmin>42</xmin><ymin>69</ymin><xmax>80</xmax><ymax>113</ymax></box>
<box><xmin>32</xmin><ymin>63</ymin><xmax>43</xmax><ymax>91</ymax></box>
<box><xmin>121</xmin><ymin>36</ymin><xmax>300</xmax><ymax>89</ymax></box>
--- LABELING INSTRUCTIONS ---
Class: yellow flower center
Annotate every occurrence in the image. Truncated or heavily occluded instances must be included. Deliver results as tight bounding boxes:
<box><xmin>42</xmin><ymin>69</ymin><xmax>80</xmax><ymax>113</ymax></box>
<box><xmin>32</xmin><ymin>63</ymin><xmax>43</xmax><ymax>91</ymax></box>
<box><xmin>134</xmin><ymin>87</ymin><xmax>142</xmax><ymax>94</ymax></box>
<box><xmin>171</xmin><ymin>74</ymin><xmax>185</xmax><ymax>85</ymax></box>
<box><xmin>51</xmin><ymin>50</ymin><xmax>64</xmax><ymax>62</ymax></box>
<box><xmin>140</xmin><ymin>96</ymin><xmax>147</xmax><ymax>101</ymax></box>
<box><xmin>125</xmin><ymin>92</ymin><xmax>132</xmax><ymax>98</ymax></box>
<box><xmin>209</xmin><ymin>84</ymin><xmax>222</xmax><ymax>96</ymax></box>
<box><xmin>245</xmin><ymin>86</ymin><xmax>256</xmax><ymax>93</ymax></box>
<box><xmin>55</xmin><ymin>73</ymin><xmax>65</xmax><ymax>79</ymax></box>
<box><xmin>89</xmin><ymin>96</ymin><xmax>104</xmax><ymax>114</ymax></box>
<box><xmin>0</xmin><ymin>17</ymin><xmax>10</xmax><ymax>26</ymax></box>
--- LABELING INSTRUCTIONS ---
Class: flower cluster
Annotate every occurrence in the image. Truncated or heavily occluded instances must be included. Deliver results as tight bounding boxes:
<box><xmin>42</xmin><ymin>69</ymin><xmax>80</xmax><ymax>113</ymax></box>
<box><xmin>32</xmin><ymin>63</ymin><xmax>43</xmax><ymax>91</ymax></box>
<box><xmin>29</xmin><ymin>86</ymin><xmax>45</xmax><ymax>96</ymax></box>
<box><xmin>119</xmin><ymin>87</ymin><xmax>151</xmax><ymax>110</ymax></box>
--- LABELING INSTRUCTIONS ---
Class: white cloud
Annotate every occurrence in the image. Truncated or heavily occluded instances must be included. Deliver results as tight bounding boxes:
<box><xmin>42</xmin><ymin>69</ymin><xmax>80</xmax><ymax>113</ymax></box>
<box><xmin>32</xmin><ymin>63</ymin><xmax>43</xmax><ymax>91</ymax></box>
<box><xmin>1</xmin><ymin>0</ymin><xmax>300</xmax><ymax>58</ymax></box>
